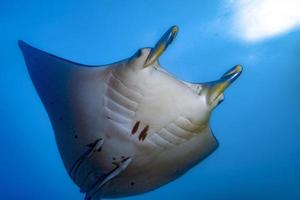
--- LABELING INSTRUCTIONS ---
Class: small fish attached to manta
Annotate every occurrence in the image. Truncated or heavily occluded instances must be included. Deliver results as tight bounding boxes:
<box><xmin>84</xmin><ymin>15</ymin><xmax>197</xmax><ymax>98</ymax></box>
<box><xmin>19</xmin><ymin>25</ymin><xmax>242</xmax><ymax>200</ymax></box>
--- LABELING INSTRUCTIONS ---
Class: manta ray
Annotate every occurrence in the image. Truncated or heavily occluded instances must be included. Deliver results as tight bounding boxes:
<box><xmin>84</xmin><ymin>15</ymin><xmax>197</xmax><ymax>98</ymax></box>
<box><xmin>19</xmin><ymin>26</ymin><xmax>242</xmax><ymax>200</ymax></box>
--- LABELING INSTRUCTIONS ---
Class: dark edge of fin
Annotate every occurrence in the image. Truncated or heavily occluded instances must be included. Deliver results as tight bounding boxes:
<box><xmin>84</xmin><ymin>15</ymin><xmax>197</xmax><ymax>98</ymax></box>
<box><xmin>18</xmin><ymin>40</ymin><xmax>100</xmax><ymax>68</ymax></box>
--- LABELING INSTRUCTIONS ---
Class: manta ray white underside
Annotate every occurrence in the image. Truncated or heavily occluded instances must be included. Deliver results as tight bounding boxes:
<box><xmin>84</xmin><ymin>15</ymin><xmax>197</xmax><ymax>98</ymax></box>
<box><xmin>19</xmin><ymin>26</ymin><xmax>242</xmax><ymax>200</ymax></box>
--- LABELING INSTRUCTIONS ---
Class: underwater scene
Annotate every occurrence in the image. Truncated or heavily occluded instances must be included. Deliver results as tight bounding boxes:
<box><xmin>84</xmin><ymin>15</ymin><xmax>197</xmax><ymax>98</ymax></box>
<box><xmin>1</xmin><ymin>0</ymin><xmax>300</xmax><ymax>200</ymax></box>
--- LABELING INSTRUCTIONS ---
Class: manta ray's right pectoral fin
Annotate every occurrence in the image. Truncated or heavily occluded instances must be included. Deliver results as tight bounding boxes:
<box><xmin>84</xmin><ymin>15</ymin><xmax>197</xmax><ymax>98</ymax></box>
<box><xmin>84</xmin><ymin>157</ymin><xmax>132</xmax><ymax>200</ymax></box>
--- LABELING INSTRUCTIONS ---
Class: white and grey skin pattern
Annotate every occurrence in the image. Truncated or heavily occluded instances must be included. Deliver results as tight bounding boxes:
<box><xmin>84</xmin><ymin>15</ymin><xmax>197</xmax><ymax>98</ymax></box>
<box><xmin>19</xmin><ymin>25</ymin><xmax>242</xmax><ymax>200</ymax></box>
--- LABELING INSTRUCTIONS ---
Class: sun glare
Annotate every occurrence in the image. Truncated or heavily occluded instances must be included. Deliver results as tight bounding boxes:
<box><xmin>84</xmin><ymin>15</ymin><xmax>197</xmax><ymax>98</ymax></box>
<box><xmin>230</xmin><ymin>0</ymin><xmax>300</xmax><ymax>41</ymax></box>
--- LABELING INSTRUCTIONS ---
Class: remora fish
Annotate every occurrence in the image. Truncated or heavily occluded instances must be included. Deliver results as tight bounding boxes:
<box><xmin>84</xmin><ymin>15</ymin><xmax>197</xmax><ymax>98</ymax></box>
<box><xmin>19</xmin><ymin>25</ymin><xmax>242</xmax><ymax>200</ymax></box>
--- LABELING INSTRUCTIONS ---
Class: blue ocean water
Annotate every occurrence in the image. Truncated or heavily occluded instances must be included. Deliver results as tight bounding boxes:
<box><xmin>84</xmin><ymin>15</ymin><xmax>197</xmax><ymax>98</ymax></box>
<box><xmin>1</xmin><ymin>0</ymin><xmax>300</xmax><ymax>199</ymax></box>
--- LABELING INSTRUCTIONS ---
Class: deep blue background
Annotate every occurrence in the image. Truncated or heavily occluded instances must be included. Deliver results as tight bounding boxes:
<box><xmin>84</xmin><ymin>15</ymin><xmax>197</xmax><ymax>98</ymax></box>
<box><xmin>1</xmin><ymin>0</ymin><xmax>300</xmax><ymax>199</ymax></box>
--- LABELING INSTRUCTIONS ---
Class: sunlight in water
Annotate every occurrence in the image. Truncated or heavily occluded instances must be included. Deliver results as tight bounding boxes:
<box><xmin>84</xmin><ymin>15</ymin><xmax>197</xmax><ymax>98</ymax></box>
<box><xmin>229</xmin><ymin>0</ymin><xmax>300</xmax><ymax>42</ymax></box>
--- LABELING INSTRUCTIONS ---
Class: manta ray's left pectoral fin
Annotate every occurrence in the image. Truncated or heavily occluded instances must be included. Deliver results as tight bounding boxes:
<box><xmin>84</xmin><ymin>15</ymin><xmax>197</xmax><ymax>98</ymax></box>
<box><xmin>84</xmin><ymin>157</ymin><xmax>132</xmax><ymax>200</ymax></box>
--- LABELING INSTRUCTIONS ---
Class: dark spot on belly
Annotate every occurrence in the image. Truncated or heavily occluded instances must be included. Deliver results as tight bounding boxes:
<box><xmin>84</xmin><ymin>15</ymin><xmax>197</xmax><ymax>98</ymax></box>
<box><xmin>130</xmin><ymin>181</ymin><xmax>135</xmax><ymax>186</ymax></box>
<box><xmin>106</xmin><ymin>116</ymin><xmax>112</xmax><ymax>120</ymax></box>
<box><xmin>139</xmin><ymin>125</ymin><xmax>149</xmax><ymax>141</ymax></box>
<box><xmin>113</xmin><ymin>157</ymin><xmax>116</xmax><ymax>161</ymax></box>
<box><xmin>131</xmin><ymin>121</ymin><xmax>140</xmax><ymax>134</ymax></box>
<box><xmin>74</xmin><ymin>135</ymin><xmax>78</xmax><ymax>139</ymax></box>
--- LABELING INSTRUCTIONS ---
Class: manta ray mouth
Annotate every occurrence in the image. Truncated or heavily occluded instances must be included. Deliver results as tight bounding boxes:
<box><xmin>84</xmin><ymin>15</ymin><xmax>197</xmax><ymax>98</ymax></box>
<box><xmin>142</xmin><ymin>25</ymin><xmax>242</xmax><ymax>107</ymax></box>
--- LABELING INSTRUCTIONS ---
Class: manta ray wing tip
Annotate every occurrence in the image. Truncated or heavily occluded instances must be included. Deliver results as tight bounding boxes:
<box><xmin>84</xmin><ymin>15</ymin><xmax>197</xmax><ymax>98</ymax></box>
<box><xmin>18</xmin><ymin>40</ymin><xmax>36</xmax><ymax>56</ymax></box>
<box><xmin>18</xmin><ymin>40</ymin><xmax>28</xmax><ymax>49</ymax></box>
